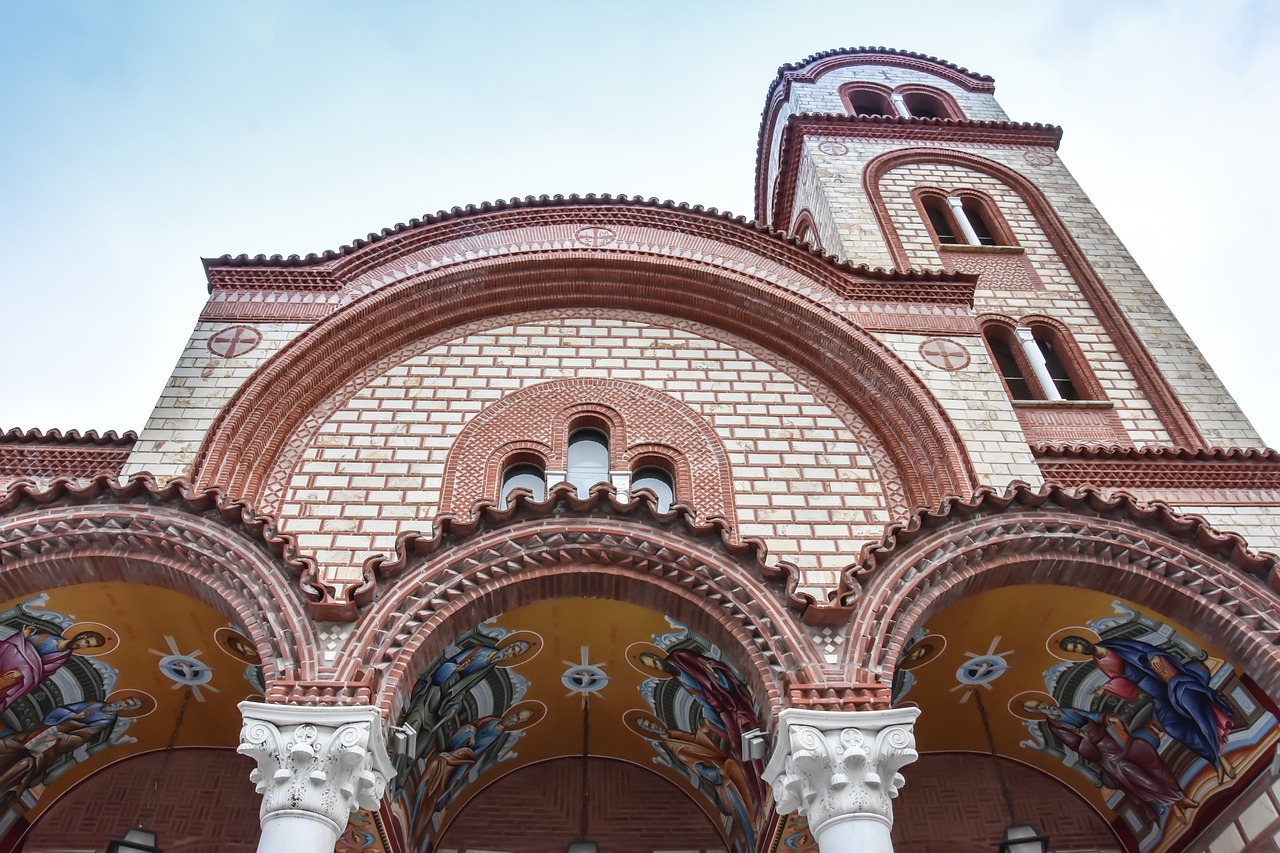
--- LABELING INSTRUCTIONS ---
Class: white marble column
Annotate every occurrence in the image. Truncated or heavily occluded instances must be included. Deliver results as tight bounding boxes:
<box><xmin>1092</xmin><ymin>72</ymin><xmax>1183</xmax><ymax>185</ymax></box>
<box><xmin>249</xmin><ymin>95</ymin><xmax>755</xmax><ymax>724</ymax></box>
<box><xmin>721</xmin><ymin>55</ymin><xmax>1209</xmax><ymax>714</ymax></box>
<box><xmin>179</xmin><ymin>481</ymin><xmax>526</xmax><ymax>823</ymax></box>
<box><xmin>763</xmin><ymin>707</ymin><xmax>920</xmax><ymax>853</ymax></box>
<box><xmin>238</xmin><ymin>702</ymin><xmax>395</xmax><ymax>853</ymax></box>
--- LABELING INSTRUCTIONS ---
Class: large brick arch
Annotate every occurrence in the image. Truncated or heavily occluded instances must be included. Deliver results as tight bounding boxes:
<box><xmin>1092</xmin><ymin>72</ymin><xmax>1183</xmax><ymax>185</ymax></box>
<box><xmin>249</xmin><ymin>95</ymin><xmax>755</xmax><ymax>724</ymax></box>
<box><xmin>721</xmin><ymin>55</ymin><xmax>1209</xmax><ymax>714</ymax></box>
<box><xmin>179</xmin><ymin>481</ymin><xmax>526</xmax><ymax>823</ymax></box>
<box><xmin>862</xmin><ymin>146</ymin><xmax>1203</xmax><ymax>448</ymax></box>
<box><xmin>334</xmin><ymin>486</ymin><xmax>822</xmax><ymax>727</ymax></box>
<box><xmin>438</xmin><ymin>377</ymin><xmax>738</xmax><ymax>523</ymax></box>
<box><xmin>842</xmin><ymin>484</ymin><xmax>1280</xmax><ymax>697</ymax></box>
<box><xmin>193</xmin><ymin>209</ymin><xmax>977</xmax><ymax>521</ymax></box>
<box><xmin>0</xmin><ymin>475</ymin><xmax>319</xmax><ymax>681</ymax></box>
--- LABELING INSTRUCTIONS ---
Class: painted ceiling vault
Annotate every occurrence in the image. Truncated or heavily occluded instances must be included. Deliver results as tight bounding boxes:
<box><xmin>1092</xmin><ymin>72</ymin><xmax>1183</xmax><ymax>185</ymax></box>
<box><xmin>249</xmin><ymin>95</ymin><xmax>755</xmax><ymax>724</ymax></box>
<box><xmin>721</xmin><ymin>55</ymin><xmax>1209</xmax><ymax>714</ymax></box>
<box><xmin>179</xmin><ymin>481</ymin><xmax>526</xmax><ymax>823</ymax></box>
<box><xmin>390</xmin><ymin>597</ymin><xmax>767</xmax><ymax>853</ymax></box>
<box><xmin>0</xmin><ymin>581</ymin><xmax>263</xmax><ymax>846</ymax></box>
<box><xmin>895</xmin><ymin>585</ymin><xmax>1276</xmax><ymax>853</ymax></box>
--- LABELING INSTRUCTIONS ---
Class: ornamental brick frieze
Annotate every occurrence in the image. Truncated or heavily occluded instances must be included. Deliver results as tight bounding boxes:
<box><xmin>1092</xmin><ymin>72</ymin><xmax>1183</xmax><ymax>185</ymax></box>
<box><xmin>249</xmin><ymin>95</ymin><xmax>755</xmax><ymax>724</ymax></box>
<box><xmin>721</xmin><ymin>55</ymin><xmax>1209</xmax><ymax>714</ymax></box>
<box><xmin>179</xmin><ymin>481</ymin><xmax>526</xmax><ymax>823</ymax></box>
<box><xmin>842</xmin><ymin>483</ymin><xmax>1280</xmax><ymax>696</ymax></box>
<box><xmin>331</xmin><ymin>485</ymin><xmax>824</xmax><ymax>723</ymax></box>
<box><xmin>0</xmin><ymin>474</ymin><xmax>320</xmax><ymax>682</ymax></box>
<box><xmin>1034</xmin><ymin>444</ymin><xmax>1280</xmax><ymax>501</ymax></box>
<box><xmin>0</xmin><ymin>428</ymin><xmax>136</xmax><ymax>484</ymax></box>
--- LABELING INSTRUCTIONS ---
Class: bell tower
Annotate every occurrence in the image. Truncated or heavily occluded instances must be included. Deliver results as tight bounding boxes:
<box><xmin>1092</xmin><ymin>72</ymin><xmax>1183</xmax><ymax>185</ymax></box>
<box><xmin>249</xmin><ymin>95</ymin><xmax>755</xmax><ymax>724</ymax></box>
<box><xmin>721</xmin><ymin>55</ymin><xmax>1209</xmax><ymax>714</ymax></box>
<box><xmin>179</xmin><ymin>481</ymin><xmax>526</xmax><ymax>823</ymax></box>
<box><xmin>756</xmin><ymin>46</ymin><xmax>1261</xmax><ymax>453</ymax></box>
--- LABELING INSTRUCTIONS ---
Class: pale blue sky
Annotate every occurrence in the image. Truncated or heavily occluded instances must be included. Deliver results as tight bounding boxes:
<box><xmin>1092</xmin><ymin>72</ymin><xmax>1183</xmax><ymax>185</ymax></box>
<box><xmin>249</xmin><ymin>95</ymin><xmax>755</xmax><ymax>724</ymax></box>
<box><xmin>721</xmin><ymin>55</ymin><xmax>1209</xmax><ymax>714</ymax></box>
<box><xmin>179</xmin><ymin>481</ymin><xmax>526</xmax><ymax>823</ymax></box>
<box><xmin>3</xmin><ymin>1</ymin><xmax>1278</xmax><ymax>445</ymax></box>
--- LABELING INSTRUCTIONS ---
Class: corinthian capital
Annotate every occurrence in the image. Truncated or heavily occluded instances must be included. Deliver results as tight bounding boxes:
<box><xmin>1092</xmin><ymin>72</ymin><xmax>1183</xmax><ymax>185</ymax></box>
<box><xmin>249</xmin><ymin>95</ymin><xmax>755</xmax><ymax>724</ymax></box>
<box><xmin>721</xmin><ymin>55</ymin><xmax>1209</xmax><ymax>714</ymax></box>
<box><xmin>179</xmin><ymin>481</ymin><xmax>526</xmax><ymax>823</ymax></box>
<box><xmin>238</xmin><ymin>701</ymin><xmax>395</xmax><ymax>833</ymax></box>
<box><xmin>763</xmin><ymin>707</ymin><xmax>920</xmax><ymax>836</ymax></box>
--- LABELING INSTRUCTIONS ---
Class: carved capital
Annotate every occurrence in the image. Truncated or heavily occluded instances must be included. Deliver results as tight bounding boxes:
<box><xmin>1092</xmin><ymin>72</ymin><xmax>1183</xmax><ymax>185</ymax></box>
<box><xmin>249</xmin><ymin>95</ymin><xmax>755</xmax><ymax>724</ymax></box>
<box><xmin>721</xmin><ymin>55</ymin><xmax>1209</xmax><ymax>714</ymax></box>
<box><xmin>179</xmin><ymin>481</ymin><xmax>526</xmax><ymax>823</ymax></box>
<box><xmin>763</xmin><ymin>707</ymin><xmax>920</xmax><ymax>836</ymax></box>
<box><xmin>238</xmin><ymin>702</ymin><xmax>394</xmax><ymax>832</ymax></box>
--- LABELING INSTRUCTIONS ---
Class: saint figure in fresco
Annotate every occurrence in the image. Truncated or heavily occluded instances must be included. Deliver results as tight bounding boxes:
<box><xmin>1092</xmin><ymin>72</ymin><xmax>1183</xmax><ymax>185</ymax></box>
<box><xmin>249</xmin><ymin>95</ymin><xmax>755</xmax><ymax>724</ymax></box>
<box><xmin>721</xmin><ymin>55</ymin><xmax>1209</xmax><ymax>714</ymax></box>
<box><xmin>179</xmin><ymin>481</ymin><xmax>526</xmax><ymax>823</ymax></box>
<box><xmin>635</xmin><ymin>715</ymin><xmax>756</xmax><ymax>853</ymax></box>
<box><xmin>1023</xmin><ymin>699</ymin><xmax>1196</xmax><ymax>823</ymax></box>
<box><xmin>404</xmin><ymin>640</ymin><xmax>531</xmax><ymax>755</ymax></box>
<box><xmin>0</xmin><ymin>627</ymin><xmax>107</xmax><ymax>712</ymax></box>
<box><xmin>1059</xmin><ymin>636</ymin><xmax>1236</xmax><ymax>779</ymax></box>
<box><xmin>638</xmin><ymin>648</ymin><xmax>764</xmax><ymax>803</ymax></box>
<box><xmin>409</xmin><ymin>706</ymin><xmax>538</xmax><ymax>852</ymax></box>
<box><xmin>0</xmin><ymin>696</ymin><xmax>141</xmax><ymax>813</ymax></box>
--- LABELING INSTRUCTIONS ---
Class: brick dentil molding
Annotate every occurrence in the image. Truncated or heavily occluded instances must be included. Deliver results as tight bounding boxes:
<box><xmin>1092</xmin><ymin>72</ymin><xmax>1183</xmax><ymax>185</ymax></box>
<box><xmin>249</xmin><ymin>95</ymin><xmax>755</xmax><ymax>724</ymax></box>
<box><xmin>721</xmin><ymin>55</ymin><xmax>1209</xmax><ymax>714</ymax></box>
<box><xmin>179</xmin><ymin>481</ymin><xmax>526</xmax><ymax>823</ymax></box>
<box><xmin>764</xmin><ymin>707</ymin><xmax>920</xmax><ymax>835</ymax></box>
<box><xmin>237</xmin><ymin>702</ymin><xmax>393</xmax><ymax>834</ymax></box>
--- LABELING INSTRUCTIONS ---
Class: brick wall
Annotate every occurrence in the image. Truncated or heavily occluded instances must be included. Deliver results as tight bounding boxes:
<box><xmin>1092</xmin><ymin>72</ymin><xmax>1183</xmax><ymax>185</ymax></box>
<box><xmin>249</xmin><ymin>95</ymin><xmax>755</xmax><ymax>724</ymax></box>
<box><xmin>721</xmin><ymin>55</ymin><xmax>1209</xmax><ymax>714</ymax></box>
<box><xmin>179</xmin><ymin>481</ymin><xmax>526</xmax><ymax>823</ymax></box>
<box><xmin>272</xmin><ymin>313</ymin><xmax>894</xmax><ymax>592</ymax></box>
<box><xmin>437</xmin><ymin>757</ymin><xmax>725</xmax><ymax>853</ymax></box>
<box><xmin>124</xmin><ymin>321</ymin><xmax>312</xmax><ymax>482</ymax></box>
<box><xmin>892</xmin><ymin>753</ymin><xmax>1119</xmax><ymax>852</ymax></box>
<box><xmin>21</xmin><ymin>748</ymin><xmax>260</xmax><ymax>853</ymax></box>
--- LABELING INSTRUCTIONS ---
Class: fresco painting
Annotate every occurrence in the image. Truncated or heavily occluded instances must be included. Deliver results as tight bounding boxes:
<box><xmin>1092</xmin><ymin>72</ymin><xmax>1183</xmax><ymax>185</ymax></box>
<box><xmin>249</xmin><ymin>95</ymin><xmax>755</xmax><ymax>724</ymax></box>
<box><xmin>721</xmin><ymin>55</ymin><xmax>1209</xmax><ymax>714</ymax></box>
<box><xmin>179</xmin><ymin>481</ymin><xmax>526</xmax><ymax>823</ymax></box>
<box><xmin>628</xmin><ymin>623</ymin><xmax>765</xmax><ymax>853</ymax></box>
<box><xmin>391</xmin><ymin>598</ymin><xmax>760</xmax><ymax>853</ymax></box>
<box><xmin>890</xmin><ymin>584</ymin><xmax>1279</xmax><ymax>853</ymax></box>
<box><xmin>0</xmin><ymin>583</ymin><xmax>262</xmax><ymax>844</ymax></box>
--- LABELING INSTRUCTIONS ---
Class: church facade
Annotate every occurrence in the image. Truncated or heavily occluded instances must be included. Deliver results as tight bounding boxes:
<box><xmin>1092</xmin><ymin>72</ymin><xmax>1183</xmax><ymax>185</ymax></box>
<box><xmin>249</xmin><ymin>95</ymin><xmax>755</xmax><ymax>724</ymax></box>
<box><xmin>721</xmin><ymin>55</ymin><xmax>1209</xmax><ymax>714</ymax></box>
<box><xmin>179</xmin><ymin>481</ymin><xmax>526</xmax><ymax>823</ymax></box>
<box><xmin>2</xmin><ymin>46</ymin><xmax>1280</xmax><ymax>853</ymax></box>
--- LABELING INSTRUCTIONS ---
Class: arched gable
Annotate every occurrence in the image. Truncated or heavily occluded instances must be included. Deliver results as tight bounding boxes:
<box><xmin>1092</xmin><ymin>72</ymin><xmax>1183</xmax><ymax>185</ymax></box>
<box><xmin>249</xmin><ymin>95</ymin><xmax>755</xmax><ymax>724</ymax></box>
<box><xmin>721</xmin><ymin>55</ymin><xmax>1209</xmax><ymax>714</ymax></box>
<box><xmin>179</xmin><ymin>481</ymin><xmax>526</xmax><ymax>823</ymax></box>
<box><xmin>194</xmin><ymin>202</ymin><xmax>978</xmax><ymax>537</ymax></box>
<box><xmin>843</xmin><ymin>484</ymin><xmax>1280</xmax><ymax>697</ymax></box>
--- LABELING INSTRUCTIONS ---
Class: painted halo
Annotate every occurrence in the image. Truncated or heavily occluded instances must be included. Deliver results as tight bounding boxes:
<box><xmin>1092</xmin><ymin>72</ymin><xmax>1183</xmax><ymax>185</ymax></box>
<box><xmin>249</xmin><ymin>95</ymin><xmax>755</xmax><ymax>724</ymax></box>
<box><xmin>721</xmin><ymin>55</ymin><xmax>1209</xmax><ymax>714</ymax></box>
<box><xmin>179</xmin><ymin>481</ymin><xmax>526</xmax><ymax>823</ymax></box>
<box><xmin>1046</xmin><ymin>625</ymin><xmax>1102</xmax><ymax>661</ymax></box>
<box><xmin>214</xmin><ymin>626</ymin><xmax>262</xmax><ymax>665</ymax></box>
<box><xmin>62</xmin><ymin>621</ymin><xmax>120</xmax><ymax>656</ymax></box>
<box><xmin>625</xmin><ymin>641</ymin><xmax>672</xmax><ymax>678</ymax></box>
<box><xmin>104</xmin><ymin>688</ymin><xmax>158</xmax><ymax>719</ymax></box>
<box><xmin>1007</xmin><ymin>690</ymin><xmax>1060</xmax><ymax>721</ymax></box>
<box><xmin>495</xmin><ymin>630</ymin><xmax>543</xmax><ymax>667</ymax></box>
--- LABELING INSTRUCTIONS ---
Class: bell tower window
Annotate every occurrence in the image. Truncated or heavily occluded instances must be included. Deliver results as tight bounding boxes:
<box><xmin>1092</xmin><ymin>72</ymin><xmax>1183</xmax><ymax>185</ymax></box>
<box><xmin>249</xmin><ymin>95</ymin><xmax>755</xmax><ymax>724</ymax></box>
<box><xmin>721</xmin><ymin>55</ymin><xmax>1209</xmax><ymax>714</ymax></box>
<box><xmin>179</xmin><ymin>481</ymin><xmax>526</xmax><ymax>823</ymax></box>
<box><xmin>630</xmin><ymin>465</ymin><xmax>675</xmax><ymax>512</ymax></box>
<box><xmin>500</xmin><ymin>462</ymin><xmax>547</xmax><ymax>507</ymax></box>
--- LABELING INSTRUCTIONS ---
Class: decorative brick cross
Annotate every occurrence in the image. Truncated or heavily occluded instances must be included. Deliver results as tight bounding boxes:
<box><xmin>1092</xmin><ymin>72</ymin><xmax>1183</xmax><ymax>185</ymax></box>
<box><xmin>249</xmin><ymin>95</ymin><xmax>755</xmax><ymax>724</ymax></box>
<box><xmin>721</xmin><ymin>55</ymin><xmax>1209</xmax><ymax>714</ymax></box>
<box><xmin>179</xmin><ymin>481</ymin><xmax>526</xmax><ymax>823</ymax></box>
<box><xmin>919</xmin><ymin>338</ymin><xmax>970</xmax><ymax>371</ymax></box>
<box><xmin>208</xmin><ymin>325</ymin><xmax>262</xmax><ymax>358</ymax></box>
<box><xmin>574</xmin><ymin>226</ymin><xmax>616</xmax><ymax>248</ymax></box>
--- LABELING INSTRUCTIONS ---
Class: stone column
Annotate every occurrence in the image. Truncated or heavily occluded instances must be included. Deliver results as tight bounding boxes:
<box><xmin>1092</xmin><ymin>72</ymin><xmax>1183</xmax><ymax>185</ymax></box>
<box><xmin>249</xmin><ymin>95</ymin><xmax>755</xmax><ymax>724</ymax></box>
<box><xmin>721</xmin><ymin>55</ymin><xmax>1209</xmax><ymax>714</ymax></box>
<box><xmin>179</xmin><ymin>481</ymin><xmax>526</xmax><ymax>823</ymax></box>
<box><xmin>763</xmin><ymin>707</ymin><xmax>920</xmax><ymax>853</ymax></box>
<box><xmin>238</xmin><ymin>702</ymin><xmax>395</xmax><ymax>853</ymax></box>
<box><xmin>945</xmin><ymin>196</ymin><xmax>984</xmax><ymax>247</ymax></box>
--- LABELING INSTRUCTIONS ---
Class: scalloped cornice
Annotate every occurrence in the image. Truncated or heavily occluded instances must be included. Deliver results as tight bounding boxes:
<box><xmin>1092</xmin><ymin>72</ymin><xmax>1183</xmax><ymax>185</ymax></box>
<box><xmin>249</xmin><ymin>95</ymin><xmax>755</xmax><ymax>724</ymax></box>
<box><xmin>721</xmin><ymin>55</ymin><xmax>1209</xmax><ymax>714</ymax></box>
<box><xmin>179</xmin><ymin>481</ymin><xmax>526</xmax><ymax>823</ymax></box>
<box><xmin>199</xmin><ymin>193</ymin><xmax>968</xmax><ymax>292</ymax></box>
<box><xmin>1</xmin><ymin>427</ymin><xmax>137</xmax><ymax>446</ymax></box>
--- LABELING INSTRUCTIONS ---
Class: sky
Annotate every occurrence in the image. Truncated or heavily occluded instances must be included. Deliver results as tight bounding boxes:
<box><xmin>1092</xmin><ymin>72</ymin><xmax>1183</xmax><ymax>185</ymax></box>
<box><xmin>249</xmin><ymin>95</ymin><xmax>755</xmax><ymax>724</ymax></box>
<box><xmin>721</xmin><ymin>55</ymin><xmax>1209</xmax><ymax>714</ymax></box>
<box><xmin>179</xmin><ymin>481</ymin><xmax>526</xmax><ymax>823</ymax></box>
<box><xmin>2</xmin><ymin>0</ymin><xmax>1278</xmax><ymax>446</ymax></box>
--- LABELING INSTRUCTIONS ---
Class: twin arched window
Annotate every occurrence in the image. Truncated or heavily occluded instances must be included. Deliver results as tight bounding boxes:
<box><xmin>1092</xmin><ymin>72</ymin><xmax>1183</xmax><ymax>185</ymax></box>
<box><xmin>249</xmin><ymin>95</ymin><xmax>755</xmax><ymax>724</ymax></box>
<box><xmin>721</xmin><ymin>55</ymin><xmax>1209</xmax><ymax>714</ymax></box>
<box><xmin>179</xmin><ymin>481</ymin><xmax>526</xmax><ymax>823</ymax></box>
<box><xmin>841</xmin><ymin>84</ymin><xmax>961</xmax><ymax>120</ymax></box>
<box><xmin>983</xmin><ymin>322</ymin><xmax>1089</xmax><ymax>402</ymax></box>
<box><xmin>920</xmin><ymin>193</ymin><xmax>1007</xmax><ymax>248</ymax></box>
<box><xmin>498</xmin><ymin>426</ymin><xmax>677</xmax><ymax>510</ymax></box>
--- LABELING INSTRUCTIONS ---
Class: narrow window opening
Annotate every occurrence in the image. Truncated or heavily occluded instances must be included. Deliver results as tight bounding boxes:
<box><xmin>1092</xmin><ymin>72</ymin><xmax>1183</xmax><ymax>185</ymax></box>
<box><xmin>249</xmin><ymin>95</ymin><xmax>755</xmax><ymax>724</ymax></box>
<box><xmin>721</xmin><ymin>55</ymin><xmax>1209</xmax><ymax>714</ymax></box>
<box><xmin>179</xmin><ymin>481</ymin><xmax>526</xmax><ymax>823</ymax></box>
<box><xmin>499</xmin><ymin>463</ymin><xmax>546</xmax><ymax>506</ymax></box>
<box><xmin>1035</xmin><ymin>333</ymin><xmax>1081</xmax><ymax>400</ymax></box>
<box><xmin>961</xmin><ymin>198</ymin><xmax>998</xmax><ymax>246</ymax></box>
<box><xmin>631</xmin><ymin>466</ymin><xmax>675</xmax><ymax>512</ymax></box>
<box><xmin>848</xmin><ymin>89</ymin><xmax>891</xmax><ymax>117</ymax></box>
<box><xmin>986</xmin><ymin>332</ymin><xmax>1035</xmax><ymax>400</ymax></box>
<box><xmin>923</xmin><ymin>197</ymin><xmax>959</xmax><ymax>245</ymax></box>
<box><xmin>902</xmin><ymin>92</ymin><xmax>948</xmax><ymax>119</ymax></box>
<box><xmin>567</xmin><ymin>428</ymin><xmax>610</xmax><ymax>498</ymax></box>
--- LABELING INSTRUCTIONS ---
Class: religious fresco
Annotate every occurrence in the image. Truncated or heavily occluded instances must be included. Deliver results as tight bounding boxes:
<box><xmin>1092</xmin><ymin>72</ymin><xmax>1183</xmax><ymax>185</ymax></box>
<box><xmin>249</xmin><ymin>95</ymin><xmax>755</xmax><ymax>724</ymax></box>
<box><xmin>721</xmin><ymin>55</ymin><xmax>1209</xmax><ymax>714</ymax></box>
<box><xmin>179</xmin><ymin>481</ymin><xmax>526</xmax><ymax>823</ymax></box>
<box><xmin>627</xmin><ymin>624</ymin><xmax>766</xmax><ymax>853</ymax></box>
<box><xmin>0</xmin><ymin>582</ymin><xmax>263</xmax><ymax>845</ymax></box>
<box><xmin>890</xmin><ymin>585</ymin><xmax>1279</xmax><ymax>853</ymax></box>
<box><xmin>390</xmin><ymin>598</ymin><xmax>762</xmax><ymax>853</ymax></box>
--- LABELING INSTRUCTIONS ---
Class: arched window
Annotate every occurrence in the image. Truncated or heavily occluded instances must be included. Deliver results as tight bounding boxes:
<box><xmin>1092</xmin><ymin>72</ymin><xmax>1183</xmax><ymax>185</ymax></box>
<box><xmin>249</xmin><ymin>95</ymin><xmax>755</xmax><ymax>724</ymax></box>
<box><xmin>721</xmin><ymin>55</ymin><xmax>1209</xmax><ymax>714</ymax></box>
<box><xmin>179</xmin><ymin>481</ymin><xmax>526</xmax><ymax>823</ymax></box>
<box><xmin>922</xmin><ymin>195</ymin><xmax>959</xmax><ymax>245</ymax></box>
<box><xmin>843</xmin><ymin>86</ymin><xmax>893</xmax><ymax>117</ymax></box>
<box><xmin>984</xmin><ymin>320</ymin><xmax>1097</xmax><ymax>402</ymax></box>
<box><xmin>900</xmin><ymin>91</ymin><xmax>953</xmax><ymax>120</ymax></box>
<box><xmin>983</xmin><ymin>328</ymin><xmax>1034</xmax><ymax>400</ymax></box>
<box><xmin>1030</xmin><ymin>327</ymin><xmax>1082</xmax><ymax>401</ymax></box>
<box><xmin>961</xmin><ymin>198</ymin><xmax>998</xmax><ymax>246</ymax></box>
<box><xmin>499</xmin><ymin>462</ymin><xmax>546</xmax><ymax>506</ymax></box>
<box><xmin>918</xmin><ymin>192</ymin><xmax>1010</xmax><ymax>248</ymax></box>
<box><xmin>566</xmin><ymin>428</ymin><xmax>610</xmax><ymax>498</ymax></box>
<box><xmin>631</xmin><ymin>466</ymin><xmax>675</xmax><ymax>512</ymax></box>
